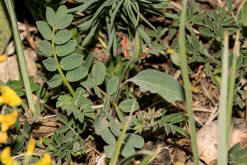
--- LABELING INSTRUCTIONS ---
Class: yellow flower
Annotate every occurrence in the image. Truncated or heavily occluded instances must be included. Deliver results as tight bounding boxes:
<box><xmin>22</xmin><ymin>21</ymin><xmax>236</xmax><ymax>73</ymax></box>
<box><xmin>166</xmin><ymin>48</ymin><xmax>175</xmax><ymax>54</ymax></box>
<box><xmin>0</xmin><ymin>86</ymin><xmax>22</xmax><ymax>107</ymax></box>
<box><xmin>36</xmin><ymin>153</ymin><xmax>51</xmax><ymax>165</ymax></box>
<box><xmin>0</xmin><ymin>131</ymin><xmax>7</xmax><ymax>144</ymax></box>
<box><xmin>0</xmin><ymin>110</ymin><xmax>18</xmax><ymax>131</ymax></box>
<box><xmin>0</xmin><ymin>55</ymin><xmax>7</xmax><ymax>63</ymax></box>
<box><xmin>26</xmin><ymin>138</ymin><xmax>35</xmax><ymax>156</ymax></box>
<box><xmin>0</xmin><ymin>147</ymin><xmax>15</xmax><ymax>165</ymax></box>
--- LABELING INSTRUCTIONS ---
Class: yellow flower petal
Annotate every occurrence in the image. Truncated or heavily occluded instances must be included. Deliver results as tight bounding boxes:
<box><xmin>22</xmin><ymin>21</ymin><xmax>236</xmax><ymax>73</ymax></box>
<box><xmin>0</xmin><ymin>147</ymin><xmax>15</xmax><ymax>165</ymax></box>
<box><xmin>0</xmin><ymin>131</ymin><xmax>7</xmax><ymax>144</ymax></box>
<box><xmin>0</xmin><ymin>55</ymin><xmax>7</xmax><ymax>63</ymax></box>
<box><xmin>166</xmin><ymin>48</ymin><xmax>175</xmax><ymax>54</ymax></box>
<box><xmin>0</xmin><ymin>86</ymin><xmax>22</xmax><ymax>107</ymax></box>
<box><xmin>0</xmin><ymin>110</ymin><xmax>18</xmax><ymax>131</ymax></box>
<box><xmin>36</xmin><ymin>153</ymin><xmax>51</xmax><ymax>165</ymax></box>
<box><xmin>26</xmin><ymin>138</ymin><xmax>35</xmax><ymax>156</ymax></box>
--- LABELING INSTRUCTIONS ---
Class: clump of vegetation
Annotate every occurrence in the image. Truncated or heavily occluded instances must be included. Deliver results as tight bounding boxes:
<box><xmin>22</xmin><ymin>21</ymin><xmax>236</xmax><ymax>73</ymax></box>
<box><xmin>1</xmin><ymin>0</ymin><xmax>247</xmax><ymax>164</ymax></box>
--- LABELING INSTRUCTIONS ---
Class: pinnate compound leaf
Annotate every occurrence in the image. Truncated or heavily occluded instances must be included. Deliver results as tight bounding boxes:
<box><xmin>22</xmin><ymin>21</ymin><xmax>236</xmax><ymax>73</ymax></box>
<box><xmin>106</xmin><ymin>77</ymin><xmax>119</xmax><ymax>95</ymax></box>
<box><xmin>42</xmin><ymin>57</ymin><xmax>57</xmax><ymax>71</ymax></box>
<box><xmin>66</xmin><ymin>66</ymin><xmax>88</xmax><ymax>82</ymax></box>
<box><xmin>47</xmin><ymin>74</ymin><xmax>62</xmax><ymax>88</ymax></box>
<box><xmin>54</xmin><ymin>29</ymin><xmax>72</xmax><ymax>45</ymax></box>
<box><xmin>38</xmin><ymin>40</ymin><xmax>53</xmax><ymax>57</ymax></box>
<box><xmin>57</xmin><ymin>87</ymin><xmax>94</xmax><ymax>123</ymax></box>
<box><xmin>56</xmin><ymin>40</ymin><xmax>76</xmax><ymax>57</ymax></box>
<box><xmin>119</xmin><ymin>99</ymin><xmax>139</xmax><ymax>113</ymax></box>
<box><xmin>127</xmin><ymin>69</ymin><xmax>184</xmax><ymax>103</ymax></box>
<box><xmin>46</xmin><ymin>6</ymin><xmax>72</xmax><ymax>29</ymax></box>
<box><xmin>92</xmin><ymin>62</ymin><xmax>106</xmax><ymax>85</ymax></box>
<box><xmin>36</xmin><ymin>21</ymin><xmax>52</xmax><ymax>40</ymax></box>
<box><xmin>60</xmin><ymin>53</ymin><xmax>83</xmax><ymax>71</ymax></box>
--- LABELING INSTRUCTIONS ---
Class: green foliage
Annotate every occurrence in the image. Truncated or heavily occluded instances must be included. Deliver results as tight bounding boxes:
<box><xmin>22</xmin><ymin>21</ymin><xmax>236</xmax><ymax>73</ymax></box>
<box><xmin>68</xmin><ymin>0</ymin><xmax>168</xmax><ymax>56</ymax></box>
<box><xmin>92</xmin><ymin>62</ymin><xmax>106</xmax><ymax>85</ymax></box>
<box><xmin>228</xmin><ymin>143</ymin><xmax>247</xmax><ymax>165</ymax></box>
<box><xmin>119</xmin><ymin>99</ymin><xmax>139</xmax><ymax>113</ymax></box>
<box><xmin>95</xmin><ymin>111</ymin><xmax>144</xmax><ymax>158</ymax></box>
<box><xmin>106</xmin><ymin>77</ymin><xmax>119</xmax><ymax>95</ymax></box>
<box><xmin>9</xmin><ymin>76</ymin><xmax>40</xmax><ymax>97</ymax></box>
<box><xmin>127</xmin><ymin>69</ymin><xmax>185</xmax><ymax>103</ymax></box>
<box><xmin>37</xmin><ymin>6</ymin><xmax>88</xmax><ymax>89</ymax></box>
<box><xmin>160</xmin><ymin>111</ymin><xmax>189</xmax><ymax>137</ymax></box>
<box><xmin>0</xmin><ymin>1</ymin><xmax>11</xmax><ymax>54</ymax></box>
<box><xmin>56</xmin><ymin>87</ymin><xmax>95</xmax><ymax>123</ymax></box>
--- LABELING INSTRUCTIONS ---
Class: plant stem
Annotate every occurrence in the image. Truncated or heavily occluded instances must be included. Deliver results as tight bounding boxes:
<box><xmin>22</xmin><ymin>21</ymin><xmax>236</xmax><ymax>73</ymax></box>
<box><xmin>178</xmin><ymin>0</ymin><xmax>199</xmax><ymax>164</ymax></box>
<box><xmin>217</xmin><ymin>32</ymin><xmax>229</xmax><ymax>165</ymax></box>
<box><xmin>4</xmin><ymin>0</ymin><xmax>36</xmax><ymax>114</ymax></box>
<box><xmin>109</xmin><ymin>100</ymin><xmax>136</xmax><ymax>165</ymax></box>
<box><xmin>51</xmin><ymin>26</ymin><xmax>75</xmax><ymax>96</ymax></box>
<box><xmin>226</xmin><ymin>30</ymin><xmax>240</xmax><ymax>136</ymax></box>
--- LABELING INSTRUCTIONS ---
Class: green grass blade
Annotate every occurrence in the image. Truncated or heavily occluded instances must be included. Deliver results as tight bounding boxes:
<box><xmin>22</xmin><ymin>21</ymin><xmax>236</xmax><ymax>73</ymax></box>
<box><xmin>226</xmin><ymin>30</ymin><xmax>240</xmax><ymax>136</ymax></box>
<box><xmin>4</xmin><ymin>0</ymin><xmax>36</xmax><ymax>114</ymax></box>
<box><xmin>178</xmin><ymin>0</ymin><xmax>199</xmax><ymax>164</ymax></box>
<box><xmin>217</xmin><ymin>32</ymin><xmax>229</xmax><ymax>165</ymax></box>
<box><xmin>109</xmin><ymin>100</ymin><xmax>136</xmax><ymax>165</ymax></box>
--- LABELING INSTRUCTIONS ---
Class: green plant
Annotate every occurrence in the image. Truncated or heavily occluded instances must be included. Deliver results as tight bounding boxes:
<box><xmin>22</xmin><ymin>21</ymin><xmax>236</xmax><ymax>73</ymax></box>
<box><xmin>68</xmin><ymin>0</ymin><xmax>168</xmax><ymax>56</ymax></box>
<box><xmin>37</xmin><ymin>5</ymin><xmax>86</xmax><ymax>95</ymax></box>
<box><xmin>4</xmin><ymin>0</ymin><xmax>36</xmax><ymax>114</ymax></box>
<box><xmin>178</xmin><ymin>0</ymin><xmax>199</xmax><ymax>164</ymax></box>
<box><xmin>228</xmin><ymin>143</ymin><xmax>247</xmax><ymax>165</ymax></box>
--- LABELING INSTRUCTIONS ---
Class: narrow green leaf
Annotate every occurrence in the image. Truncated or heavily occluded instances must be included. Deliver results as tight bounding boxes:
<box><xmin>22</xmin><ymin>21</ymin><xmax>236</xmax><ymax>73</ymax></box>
<box><xmin>240</xmin><ymin>1</ymin><xmax>247</xmax><ymax>26</ymax></box>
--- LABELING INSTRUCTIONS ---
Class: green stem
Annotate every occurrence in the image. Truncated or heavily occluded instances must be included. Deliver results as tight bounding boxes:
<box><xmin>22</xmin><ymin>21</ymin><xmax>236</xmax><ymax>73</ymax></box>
<box><xmin>226</xmin><ymin>30</ymin><xmax>240</xmax><ymax>142</ymax></box>
<box><xmin>114</xmin><ymin>60</ymin><xmax>132</xmax><ymax>104</ymax></box>
<box><xmin>96</xmin><ymin>86</ymin><xmax>124</xmax><ymax>120</ymax></box>
<box><xmin>109</xmin><ymin>100</ymin><xmax>136</xmax><ymax>165</ymax></box>
<box><xmin>4</xmin><ymin>0</ymin><xmax>36</xmax><ymax>114</ymax></box>
<box><xmin>51</xmin><ymin>26</ymin><xmax>75</xmax><ymax>96</ymax></box>
<box><xmin>178</xmin><ymin>0</ymin><xmax>199</xmax><ymax>164</ymax></box>
<box><xmin>217</xmin><ymin>32</ymin><xmax>229</xmax><ymax>165</ymax></box>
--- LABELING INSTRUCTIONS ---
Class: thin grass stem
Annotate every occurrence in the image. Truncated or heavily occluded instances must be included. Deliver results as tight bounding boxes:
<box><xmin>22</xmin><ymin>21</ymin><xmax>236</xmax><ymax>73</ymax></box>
<box><xmin>217</xmin><ymin>32</ymin><xmax>229</xmax><ymax>165</ymax></box>
<box><xmin>226</xmin><ymin>30</ymin><xmax>240</xmax><ymax>138</ymax></box>
<box><xmin>178</xmin><ymin>0</ymin><xmax>199</xmax><ymax>164</ymax></box>
<box><xmin>4</xmin><ymin>0</ymin><xmax>36</xmax><ymax>114</ymax></box>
